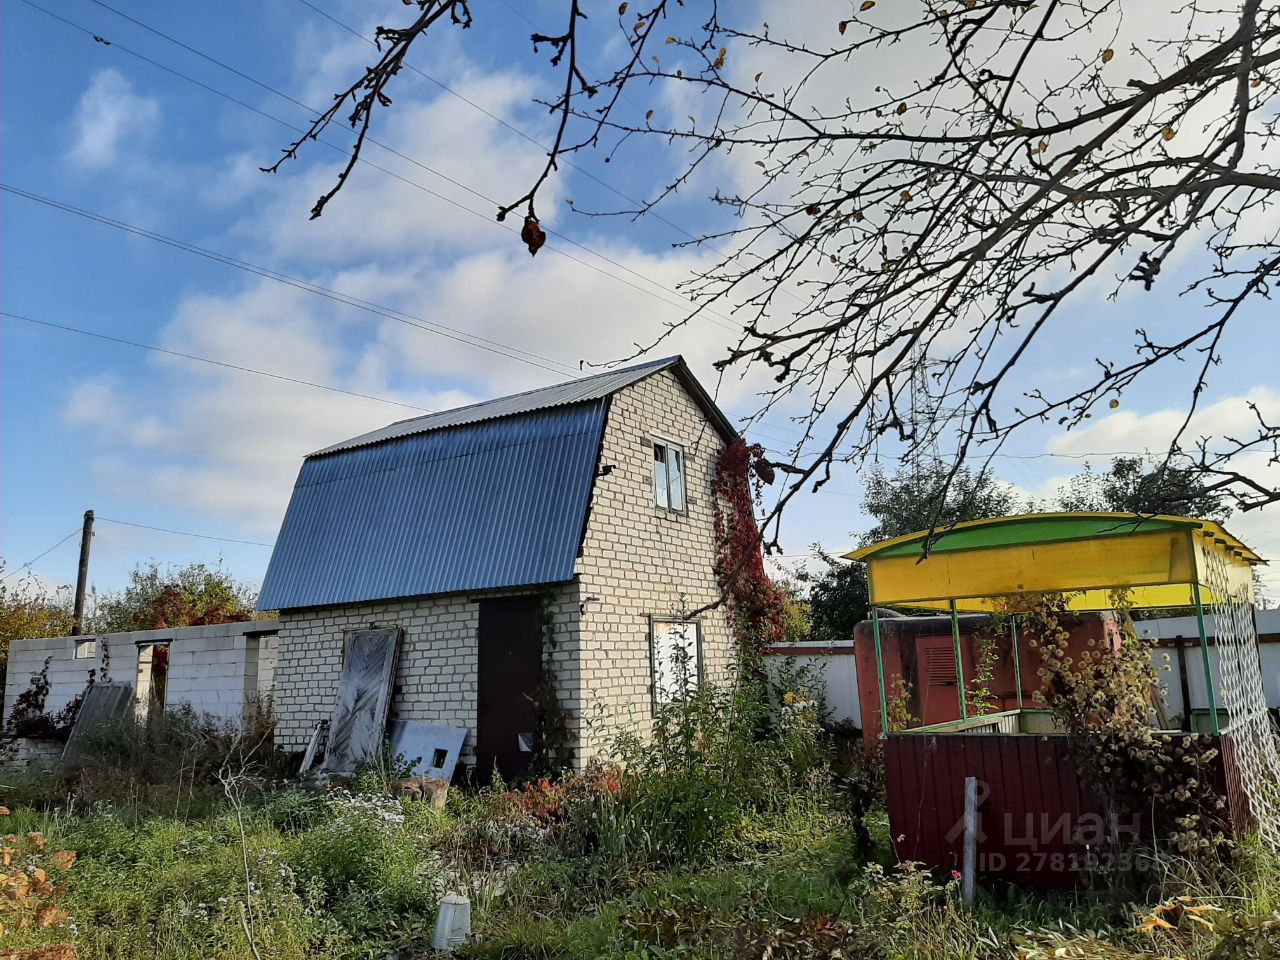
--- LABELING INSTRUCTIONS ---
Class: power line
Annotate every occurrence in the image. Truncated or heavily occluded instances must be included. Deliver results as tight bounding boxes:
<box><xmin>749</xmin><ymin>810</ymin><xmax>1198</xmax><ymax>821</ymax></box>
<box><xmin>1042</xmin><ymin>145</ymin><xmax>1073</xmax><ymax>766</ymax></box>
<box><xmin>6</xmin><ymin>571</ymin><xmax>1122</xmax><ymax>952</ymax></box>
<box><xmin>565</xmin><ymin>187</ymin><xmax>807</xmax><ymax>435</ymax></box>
<box><xmin>1</xmin><ymin>183</ymin><xmax>575</xmax><ymax>376</ymax></box>
<box><xmin>1</xmin><ymin>529</ymin><xmax>82</xmax><ymax>582</ymax></box>
<box><xmin>2</xmin><ymin>311</ymin><xmax>434</xmax><ymax>413</ymax></box>
<box><xmin>31</xmin><ymin>0</ymin><xmax>740</xmax><ymax>335</ymax></box>
<box><xmin>97</xmin><ymin>517</ymin><xmax>275</xmax><ymax>548</ymax></box>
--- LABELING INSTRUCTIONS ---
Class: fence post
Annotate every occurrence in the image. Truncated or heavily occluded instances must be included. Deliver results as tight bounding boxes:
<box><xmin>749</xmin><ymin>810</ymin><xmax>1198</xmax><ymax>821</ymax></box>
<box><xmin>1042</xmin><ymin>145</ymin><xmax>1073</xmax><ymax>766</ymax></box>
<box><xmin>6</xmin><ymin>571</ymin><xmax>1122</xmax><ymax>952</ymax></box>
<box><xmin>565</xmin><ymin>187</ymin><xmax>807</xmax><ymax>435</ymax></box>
<box><xmin>962</xmin><ymin>776</ymin><xmax>978</xmax><ymax>905</ymax></box>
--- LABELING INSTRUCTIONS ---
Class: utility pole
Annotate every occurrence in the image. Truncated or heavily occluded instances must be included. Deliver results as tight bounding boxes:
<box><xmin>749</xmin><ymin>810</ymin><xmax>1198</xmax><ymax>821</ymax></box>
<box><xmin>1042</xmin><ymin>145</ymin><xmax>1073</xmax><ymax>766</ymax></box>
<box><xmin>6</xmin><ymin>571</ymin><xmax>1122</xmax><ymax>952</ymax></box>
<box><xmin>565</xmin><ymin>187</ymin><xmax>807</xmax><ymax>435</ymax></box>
<box><xmin>70</xmin><ymin>509</ymin><xmax>94</xmax><ymax>636</ymax></box>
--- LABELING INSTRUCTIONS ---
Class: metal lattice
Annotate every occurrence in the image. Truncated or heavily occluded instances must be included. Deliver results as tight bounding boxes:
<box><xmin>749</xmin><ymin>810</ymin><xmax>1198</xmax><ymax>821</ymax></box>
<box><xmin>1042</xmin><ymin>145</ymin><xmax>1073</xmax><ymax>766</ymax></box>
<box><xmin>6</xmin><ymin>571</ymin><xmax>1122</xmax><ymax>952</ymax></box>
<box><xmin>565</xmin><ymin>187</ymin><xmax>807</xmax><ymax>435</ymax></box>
<box><xmin>1203</xmin><ymin>548</ymin><xmax>1280</xmax><ymax>846</ymax></box>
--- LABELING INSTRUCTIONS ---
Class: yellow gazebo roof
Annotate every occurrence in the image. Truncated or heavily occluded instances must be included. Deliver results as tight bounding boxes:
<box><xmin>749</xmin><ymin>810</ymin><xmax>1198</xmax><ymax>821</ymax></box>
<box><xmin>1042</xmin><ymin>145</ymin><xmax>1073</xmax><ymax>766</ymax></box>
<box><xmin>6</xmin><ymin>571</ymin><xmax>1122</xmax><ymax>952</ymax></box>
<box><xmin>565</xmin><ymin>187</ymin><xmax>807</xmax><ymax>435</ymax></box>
<box><xmin>845</xmin><ymin>512</ymin><xmax>1264</xmax><ymax>612</ymax></box>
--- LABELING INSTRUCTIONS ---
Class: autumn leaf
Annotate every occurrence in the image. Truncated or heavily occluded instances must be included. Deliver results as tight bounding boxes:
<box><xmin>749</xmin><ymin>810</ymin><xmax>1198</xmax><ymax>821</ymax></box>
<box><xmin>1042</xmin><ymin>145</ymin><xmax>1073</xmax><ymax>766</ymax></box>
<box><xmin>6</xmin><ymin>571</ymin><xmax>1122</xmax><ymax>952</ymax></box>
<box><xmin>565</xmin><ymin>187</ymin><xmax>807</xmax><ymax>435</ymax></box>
<box><xmin>805</xmin><ymin>203</ymin><xmax>821</xmax><ymax>216</ymax></box>
<box><xmin>48</xmin><ymin>851</ymin><xmax>76</xmax><ymax>872</ymax></box>
<box><xmin>900</xmin><ymin>190</ymin><xmax>913</xmax><ymax>202</ymax></box>
<box><xmin>35</xmin><ymin>905</ymin><xmax>69</xmax><ymax>929</ymax></box>
<box><xmin>838</xmin><ymin>20</ymin><xmax>849</xmax><ymax>34</ymax></box>
<box><xmin>1102</xmin><ymin>48</ymin><xmax>1114</xmax><ymax>63</ymax></box>
<box><xmin>666</xmin><ymin>36</ymin><xmax>676</xmax><ymax>44</ymax></box>
<box><xmin>713</xmin><ymin>47</ymin><xmax>727</xmax><ymax>70</ymax></box>
<box><xmin>27</xmin><ymin>833</ymin><xmax>46</xmax><ymax>852</ymax></box>
<box><xmin>617</xmin><ymin>2</ymin><xmax>627</xmax><ymax>14</ymax></box>
<box><xmin>1161</xmin><ymin>126</ymin><xmax>1176</xmax><ymax>141</ymax></box>
<box><xmin>754</xmin><ymin>160</ymin><xmax>766</xmax><ymax>168</ymax></box>
<box><xmin>645</xmin><ymin>109</ymin><xmax>654</xmax><ymax>121</ymax></box>
<box><xmin>860</xmin><ymin>0</ymin><xmax>876</xmax><ymax>10</ymax></box>
<box><xmin>896</xmin><ymin>102</ymin><xmax>908</xmax><ymax>115</ymax></box>
<box><xmin>754</xmin><ymin>71</ymin><xmax>763</xmax><ymax>82</ymax></box>
<box><xmin>0</xmin><ymin>808</ymin><xmax>10</xmax><ymax>818</ymax></box>
<box><xmin>520</xmin><ymin>216</ymin><xmax>546</xmax><ymax>257</ymax></box>
<box><xmin>1109</xmin><ymin>399</ymin><xmax>1120</xmax><ymax>409</ymax></box>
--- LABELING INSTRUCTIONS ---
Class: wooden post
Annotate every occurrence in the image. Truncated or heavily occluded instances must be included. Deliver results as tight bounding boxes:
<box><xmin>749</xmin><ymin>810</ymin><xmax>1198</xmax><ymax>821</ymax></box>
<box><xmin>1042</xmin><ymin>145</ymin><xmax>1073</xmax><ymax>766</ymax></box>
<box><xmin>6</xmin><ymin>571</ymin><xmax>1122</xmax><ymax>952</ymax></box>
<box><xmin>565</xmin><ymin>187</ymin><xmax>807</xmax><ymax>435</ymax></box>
<box><xmin>70</xmin><ymin>509</ymin><xmax>94</xmax><ymax>637</ymax></box>
<box><xmin>962</xmin><ymin>776</ymin><xmax>978</xmax><ymax>905</ymax></box>
<box><xmin>1174</xmin><ymin>638</ymin><xmax>1192</xmax><ymax>732</ymax></box>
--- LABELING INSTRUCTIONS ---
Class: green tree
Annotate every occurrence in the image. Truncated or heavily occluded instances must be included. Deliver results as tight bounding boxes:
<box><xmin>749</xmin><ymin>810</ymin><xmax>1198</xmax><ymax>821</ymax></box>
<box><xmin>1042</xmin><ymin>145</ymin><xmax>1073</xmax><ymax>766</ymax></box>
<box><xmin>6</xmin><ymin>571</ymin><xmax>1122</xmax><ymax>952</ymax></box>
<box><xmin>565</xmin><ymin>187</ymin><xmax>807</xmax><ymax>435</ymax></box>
<box><xmin>94</xmin><ymin>560</ymin><xmax>260</xmax><ymax>633</ymax></box>
<box><xmin>1054</xmin><ymin>456</ymin><xmax>1230</xmax><ymax>521</ymax></box>
<box><xmin>800</xmin><ymin>464</ymin><xmax>1017</xmax><ymax>642</ymax></box>
<box><xmin>0</xmin><ymin>565</ymin><xmax>74</xmax><ymax>677</ymax></box>
<box><xmin>859</xmin><ymin>464</ymin><xmax>1021</xmax><ymax>547</ymax></box>
<box><xmin>791</xmin><ymin>548</ymin><xmax>869</xmax><ymax>647</ymax></box>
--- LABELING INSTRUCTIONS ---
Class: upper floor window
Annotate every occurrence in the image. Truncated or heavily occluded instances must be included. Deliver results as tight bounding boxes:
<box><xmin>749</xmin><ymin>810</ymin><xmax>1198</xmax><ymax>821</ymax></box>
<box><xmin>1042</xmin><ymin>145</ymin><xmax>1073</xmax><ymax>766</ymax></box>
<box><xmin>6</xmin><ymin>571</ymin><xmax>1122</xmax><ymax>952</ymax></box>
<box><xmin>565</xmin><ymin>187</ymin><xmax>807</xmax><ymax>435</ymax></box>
<box><xmin>653</xmin><ymin>440</ymin><xmax>686</xmax><ymax>511</ymax></box>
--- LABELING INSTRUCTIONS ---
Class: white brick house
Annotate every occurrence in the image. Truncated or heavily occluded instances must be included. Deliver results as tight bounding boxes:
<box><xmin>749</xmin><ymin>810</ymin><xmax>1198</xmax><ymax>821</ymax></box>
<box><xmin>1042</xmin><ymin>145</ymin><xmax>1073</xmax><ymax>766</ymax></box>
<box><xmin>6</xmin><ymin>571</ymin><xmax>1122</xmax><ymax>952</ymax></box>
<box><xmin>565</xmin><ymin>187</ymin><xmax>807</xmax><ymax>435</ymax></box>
<box><xmin>259</xmin><ymin>356</ymin><xmax>739</xmax><ymax>777</ymax></box>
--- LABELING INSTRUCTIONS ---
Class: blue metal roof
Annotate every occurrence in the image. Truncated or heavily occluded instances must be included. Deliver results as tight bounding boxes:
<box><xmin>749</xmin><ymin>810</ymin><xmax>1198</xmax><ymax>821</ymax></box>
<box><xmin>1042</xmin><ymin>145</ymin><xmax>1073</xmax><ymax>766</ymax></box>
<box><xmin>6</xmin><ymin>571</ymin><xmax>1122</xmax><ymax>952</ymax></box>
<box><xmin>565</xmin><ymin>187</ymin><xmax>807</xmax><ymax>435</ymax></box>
<box><xmin>314</xmin><ymin>356</ymin><xmax>676</xmax><ymax>456</ymax></box>
<box><xmin>258</xmin><ymin>402</ymin><xmax>607</xmax><ymax>611</ymax></box>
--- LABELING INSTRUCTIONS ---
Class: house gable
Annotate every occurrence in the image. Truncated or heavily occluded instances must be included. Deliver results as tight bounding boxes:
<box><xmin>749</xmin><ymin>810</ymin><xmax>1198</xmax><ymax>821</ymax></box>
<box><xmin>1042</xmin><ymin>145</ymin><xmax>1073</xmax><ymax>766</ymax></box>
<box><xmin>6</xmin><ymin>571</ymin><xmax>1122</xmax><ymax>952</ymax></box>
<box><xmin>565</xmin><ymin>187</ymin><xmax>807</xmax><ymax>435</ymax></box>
<box><xmin>257</xmin><ymin>355</ymin><xmax>735</xmax><ymax>613</ymax></box>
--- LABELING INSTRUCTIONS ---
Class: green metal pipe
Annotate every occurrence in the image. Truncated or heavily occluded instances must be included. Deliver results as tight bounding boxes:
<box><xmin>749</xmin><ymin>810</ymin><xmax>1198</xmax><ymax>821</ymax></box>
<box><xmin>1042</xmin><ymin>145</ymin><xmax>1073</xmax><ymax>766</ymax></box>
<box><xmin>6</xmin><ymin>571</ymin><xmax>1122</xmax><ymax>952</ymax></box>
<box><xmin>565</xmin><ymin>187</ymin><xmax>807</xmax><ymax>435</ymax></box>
<box><xmin>1011</xmin><ymin>615</ymin><xmax>1024</xmax><ymax>710</ymax></box>
<box><xmin>872</xmin><ymin>607</ymin><xmax>890</xmax><ymax>736</ymax></box>
<box><xmin>950</xmin><ymin>599</ymin><xmax>969</xmax><ymax>720</ymax></box>
<box><xmin>1192</xmin><ymin>582</ymin><xmax>1220</xmax><ymax>735</ymax></box>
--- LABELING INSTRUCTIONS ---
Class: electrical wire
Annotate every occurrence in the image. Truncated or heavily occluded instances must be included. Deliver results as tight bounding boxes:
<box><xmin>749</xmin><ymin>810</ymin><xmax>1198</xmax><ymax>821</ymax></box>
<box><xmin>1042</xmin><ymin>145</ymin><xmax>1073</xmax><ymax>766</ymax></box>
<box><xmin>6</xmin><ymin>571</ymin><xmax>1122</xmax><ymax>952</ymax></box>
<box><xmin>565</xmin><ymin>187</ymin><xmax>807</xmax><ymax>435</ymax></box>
<box><xmin>96</xmin><ymin>517</ymin><xmax>274</xmax><ymax>547</ymax></box>
<box><xmin>30</xmin><ymin>0</ymin><xmax>741</xmax><ymax>334</ymax></box>
<box><xmin>1</xmin><ymin>311</ymin><xmax>434</xmax><ymax>413</ymax></box>
<box><xmin>0</xmin><ymin>529</ymin><xmax>83</xmax><ymax>582</ymax></box>
<box><xmin>1</xmin><ymin>183</ymin><xmax>575</xmax><ymax>376</ymax></box>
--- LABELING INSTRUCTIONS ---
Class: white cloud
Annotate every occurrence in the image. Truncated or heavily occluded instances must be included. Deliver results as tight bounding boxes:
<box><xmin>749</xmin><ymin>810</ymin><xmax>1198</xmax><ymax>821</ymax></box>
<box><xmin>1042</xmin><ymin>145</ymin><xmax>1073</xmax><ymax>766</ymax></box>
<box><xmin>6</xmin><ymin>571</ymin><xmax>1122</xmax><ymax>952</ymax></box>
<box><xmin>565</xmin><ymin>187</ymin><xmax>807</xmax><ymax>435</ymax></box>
<box><xmin>1045</xmin><ymin>388</ymin><xmax>1280</xmax><ymax>564</ymax></box>
<box><xmin>66</xmin><ymin>69</ymin><xmax>160</xmax><ymax>170</ymax></box>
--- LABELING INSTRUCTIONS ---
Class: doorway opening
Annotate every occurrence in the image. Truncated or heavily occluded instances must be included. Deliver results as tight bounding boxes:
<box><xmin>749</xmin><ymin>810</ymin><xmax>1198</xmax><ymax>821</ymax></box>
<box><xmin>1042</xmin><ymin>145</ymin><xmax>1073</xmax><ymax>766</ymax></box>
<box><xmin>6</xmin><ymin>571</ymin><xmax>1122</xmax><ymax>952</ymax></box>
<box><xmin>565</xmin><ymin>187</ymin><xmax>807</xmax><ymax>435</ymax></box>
<box><xmin>134</xmin><ymin>642</ymin><xmax>170</xmax><ymax>721</ymax></box>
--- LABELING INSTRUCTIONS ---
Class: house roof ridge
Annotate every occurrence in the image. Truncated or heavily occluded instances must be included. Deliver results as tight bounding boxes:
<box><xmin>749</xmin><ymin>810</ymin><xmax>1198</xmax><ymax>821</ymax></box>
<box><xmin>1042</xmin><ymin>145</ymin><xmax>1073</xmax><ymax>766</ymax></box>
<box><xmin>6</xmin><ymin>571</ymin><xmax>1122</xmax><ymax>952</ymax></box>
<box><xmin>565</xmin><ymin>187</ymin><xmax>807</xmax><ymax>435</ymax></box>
<box><xmin>308</xmin><ymin>354</ymin><xmax>732</xmax><ymax>457</ymax></box>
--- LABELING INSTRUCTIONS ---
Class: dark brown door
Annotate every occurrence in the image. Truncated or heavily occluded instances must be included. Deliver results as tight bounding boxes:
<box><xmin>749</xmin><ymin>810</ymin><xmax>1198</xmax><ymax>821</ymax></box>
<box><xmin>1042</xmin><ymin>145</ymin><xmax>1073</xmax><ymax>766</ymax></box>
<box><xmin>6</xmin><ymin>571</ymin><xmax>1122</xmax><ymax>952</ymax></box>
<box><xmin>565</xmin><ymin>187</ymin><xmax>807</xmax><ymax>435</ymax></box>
<box><xmin>476</xmin><ymin>597</ymin><xmax>542</xmax><ymax>783</ymax></box>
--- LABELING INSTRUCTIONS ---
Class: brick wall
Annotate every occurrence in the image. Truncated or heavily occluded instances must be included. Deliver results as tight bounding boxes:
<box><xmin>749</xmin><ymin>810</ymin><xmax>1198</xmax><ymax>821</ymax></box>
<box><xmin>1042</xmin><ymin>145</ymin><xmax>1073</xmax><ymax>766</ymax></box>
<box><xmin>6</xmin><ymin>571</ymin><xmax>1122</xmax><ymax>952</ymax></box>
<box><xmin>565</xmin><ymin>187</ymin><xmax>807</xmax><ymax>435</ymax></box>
<box><xmin>272</xmin><ymin>367</ymin><xmax>734</xmax><ymax>766</ymax></box>
<box><xmin>2</xmin><ymin>636</ymin><xmax>135</xmax><ymax>720</ymax></box>
<box><xmin>272</xmin><ymin>586</ymin><xmax>581</xmax><ymax>758</ymax></box>
<box><xmin>2</xmin><ymin>622</ymin><xmax>280</xmax><ymax>727</ymax></box>
<box><xmin>573</xmin><ymin>368</ymin><xmax>735</xmax><ymax>759</ymax></box>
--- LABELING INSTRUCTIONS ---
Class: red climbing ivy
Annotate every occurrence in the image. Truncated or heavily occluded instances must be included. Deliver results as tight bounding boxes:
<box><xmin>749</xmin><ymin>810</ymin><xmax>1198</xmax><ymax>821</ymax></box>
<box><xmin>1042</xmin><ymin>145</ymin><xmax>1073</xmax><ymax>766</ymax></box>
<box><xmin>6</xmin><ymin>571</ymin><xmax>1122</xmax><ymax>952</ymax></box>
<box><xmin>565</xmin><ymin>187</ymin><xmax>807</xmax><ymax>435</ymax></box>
<box><xmin>713</xmin><ymin>438</ymin><xmax>787</xmax><ymax>662</ymax></box>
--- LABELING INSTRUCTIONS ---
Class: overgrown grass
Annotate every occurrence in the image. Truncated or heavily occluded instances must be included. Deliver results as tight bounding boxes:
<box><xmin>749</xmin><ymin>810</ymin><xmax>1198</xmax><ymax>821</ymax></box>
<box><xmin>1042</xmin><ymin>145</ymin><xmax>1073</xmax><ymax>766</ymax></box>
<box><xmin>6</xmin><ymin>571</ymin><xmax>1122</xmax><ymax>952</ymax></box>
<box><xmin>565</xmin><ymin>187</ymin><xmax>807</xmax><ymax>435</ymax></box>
<box><xmin>2</xmin><ymin>689</ymin><xmax>1279</xmax><ymax>959</ymax></box>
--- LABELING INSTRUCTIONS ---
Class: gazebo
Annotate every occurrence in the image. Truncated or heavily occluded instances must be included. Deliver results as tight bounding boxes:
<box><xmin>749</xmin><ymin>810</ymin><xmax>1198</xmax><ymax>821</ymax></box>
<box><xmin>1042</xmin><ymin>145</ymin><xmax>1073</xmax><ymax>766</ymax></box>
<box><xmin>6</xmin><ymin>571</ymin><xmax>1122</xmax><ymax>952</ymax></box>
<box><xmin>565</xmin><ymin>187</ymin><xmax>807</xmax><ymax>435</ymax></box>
<box><xmin>847</xmin><ymin>512</ymin><xmax>1273</xmax><ymax>887</ymax></box>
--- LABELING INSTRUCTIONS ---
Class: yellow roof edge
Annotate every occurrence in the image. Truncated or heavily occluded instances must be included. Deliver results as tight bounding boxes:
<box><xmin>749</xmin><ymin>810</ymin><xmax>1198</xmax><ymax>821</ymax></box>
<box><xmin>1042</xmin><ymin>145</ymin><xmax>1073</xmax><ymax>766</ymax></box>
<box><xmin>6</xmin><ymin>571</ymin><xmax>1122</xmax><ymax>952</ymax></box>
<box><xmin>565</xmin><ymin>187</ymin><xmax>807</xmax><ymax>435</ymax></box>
<box><xmin>843</xmin><ymin>511</ymin><xmax>1264</xmax><ymax>564</ymax></box>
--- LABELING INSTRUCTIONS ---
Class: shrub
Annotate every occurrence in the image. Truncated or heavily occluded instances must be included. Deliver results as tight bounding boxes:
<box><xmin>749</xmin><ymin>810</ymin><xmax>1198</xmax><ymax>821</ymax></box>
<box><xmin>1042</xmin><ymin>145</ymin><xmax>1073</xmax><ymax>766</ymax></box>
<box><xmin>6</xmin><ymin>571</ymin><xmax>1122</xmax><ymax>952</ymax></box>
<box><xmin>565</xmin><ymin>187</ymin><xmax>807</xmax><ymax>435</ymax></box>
<box><xmin>1010</xmin><ymin>591</ymin><xmax>1233</xmax><ymax>873</ymax></box>
<box><xmin>45</xmin><ymin>704</ymin><xmax>292</xmax><ymax>816</ymax></box>
<box><xmin>286</xmin><ymin>789</ymin><xmax>441</xmax><ymax>948</ymax></box>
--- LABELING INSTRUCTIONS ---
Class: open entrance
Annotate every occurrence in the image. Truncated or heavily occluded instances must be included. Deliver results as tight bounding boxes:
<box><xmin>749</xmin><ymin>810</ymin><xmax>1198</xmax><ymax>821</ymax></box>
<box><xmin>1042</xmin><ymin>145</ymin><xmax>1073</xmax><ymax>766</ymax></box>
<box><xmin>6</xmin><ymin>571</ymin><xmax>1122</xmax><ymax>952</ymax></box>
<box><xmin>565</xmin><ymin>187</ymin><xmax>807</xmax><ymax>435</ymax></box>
<box><xmin>134</xmin><ymin>642</ymin><xmax>170</xmax><ymax>721</ymax></box>
<box><xmin>476</xmin><ymin>597</ymin><xmax>542</xmax><ymax>783</ymax></box>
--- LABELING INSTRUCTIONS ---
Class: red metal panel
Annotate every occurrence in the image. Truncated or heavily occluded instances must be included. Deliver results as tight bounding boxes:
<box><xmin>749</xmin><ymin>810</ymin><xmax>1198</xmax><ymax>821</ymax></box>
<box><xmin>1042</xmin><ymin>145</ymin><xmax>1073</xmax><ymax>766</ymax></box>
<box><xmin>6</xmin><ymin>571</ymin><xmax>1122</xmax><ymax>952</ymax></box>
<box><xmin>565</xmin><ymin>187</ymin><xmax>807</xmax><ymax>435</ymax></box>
<box><xmin>885</xmin><ymin>733</ymin><xmax>1102</xmax><ymax>889</ymax></box>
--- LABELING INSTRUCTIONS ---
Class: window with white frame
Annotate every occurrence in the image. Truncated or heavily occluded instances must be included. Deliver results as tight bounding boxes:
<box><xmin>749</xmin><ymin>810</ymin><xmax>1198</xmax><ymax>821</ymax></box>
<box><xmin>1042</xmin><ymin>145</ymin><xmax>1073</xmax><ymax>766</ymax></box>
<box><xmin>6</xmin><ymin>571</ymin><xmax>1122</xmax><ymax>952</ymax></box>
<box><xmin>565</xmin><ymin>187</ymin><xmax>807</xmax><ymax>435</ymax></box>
<box><xmin>651</xmin><ymin>618</ymin><xmax>700</xmax><ymax>704</ymax></box>
<box><xmin>652</xmin><ymin>440</ymin><xmax>686</xmax><ymax>511</ymax></box>
<box><xmin>73</xmin><ymin>639</ymin><xmax>96</xmax><ymax>660</ymax></box>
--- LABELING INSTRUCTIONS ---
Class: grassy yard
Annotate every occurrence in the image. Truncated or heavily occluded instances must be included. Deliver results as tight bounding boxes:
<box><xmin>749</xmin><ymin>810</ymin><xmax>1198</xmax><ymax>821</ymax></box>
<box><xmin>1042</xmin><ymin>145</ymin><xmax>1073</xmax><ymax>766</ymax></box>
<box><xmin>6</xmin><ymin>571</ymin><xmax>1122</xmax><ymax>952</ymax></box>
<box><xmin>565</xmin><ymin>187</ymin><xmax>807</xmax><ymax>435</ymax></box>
<box><xmin>2</xmin><ymin>696</ymin><xmax>1279</xmax><ymax>958</ymax></box>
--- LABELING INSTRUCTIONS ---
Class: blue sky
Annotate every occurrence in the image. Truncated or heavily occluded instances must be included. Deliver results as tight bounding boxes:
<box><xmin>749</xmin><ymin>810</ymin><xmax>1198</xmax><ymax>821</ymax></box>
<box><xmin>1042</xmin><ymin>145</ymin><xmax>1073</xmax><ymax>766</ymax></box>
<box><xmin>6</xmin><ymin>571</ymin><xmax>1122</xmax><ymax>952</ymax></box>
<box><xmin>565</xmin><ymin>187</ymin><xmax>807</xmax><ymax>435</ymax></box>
<box><xmin>3</xmin><ymin>0</ymin><xmax>1277</xmax><ymax>603</ymax></box>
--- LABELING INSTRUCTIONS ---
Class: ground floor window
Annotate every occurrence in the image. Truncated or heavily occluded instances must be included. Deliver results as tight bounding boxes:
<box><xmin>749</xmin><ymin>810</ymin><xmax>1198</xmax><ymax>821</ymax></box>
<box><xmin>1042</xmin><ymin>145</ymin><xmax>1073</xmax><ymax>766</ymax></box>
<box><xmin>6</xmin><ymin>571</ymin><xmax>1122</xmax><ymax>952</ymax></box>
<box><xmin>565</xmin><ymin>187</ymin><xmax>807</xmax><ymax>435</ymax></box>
<box><xmin>650</xmin><ymin>617</ymin><xmax>701</xmax><ymax>704</ymax></box>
